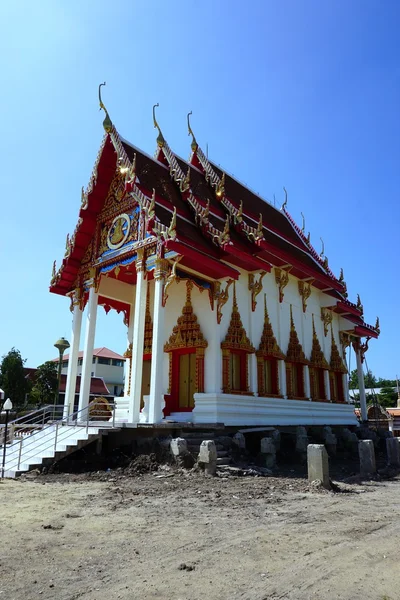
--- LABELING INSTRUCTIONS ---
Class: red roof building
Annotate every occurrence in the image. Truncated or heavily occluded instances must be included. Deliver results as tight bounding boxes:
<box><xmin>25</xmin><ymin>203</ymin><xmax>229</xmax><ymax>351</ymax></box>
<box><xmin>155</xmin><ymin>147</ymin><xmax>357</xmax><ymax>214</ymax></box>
<box><xmin>49</xmin><ymin>88</ymin><xmax>380</xmax><ymax>427</ymax></box>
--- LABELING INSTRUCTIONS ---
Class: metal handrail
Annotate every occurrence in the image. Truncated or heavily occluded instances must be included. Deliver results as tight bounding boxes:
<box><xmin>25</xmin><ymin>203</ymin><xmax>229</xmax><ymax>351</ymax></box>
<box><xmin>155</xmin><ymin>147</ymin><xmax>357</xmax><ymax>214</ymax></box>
<box><xmin>2</xmin><ymin>403</ymin><xmax>117</xmax><ymax>473</ymax></box>
<box><xmin>4</xmin><ymin>405</ymin><xmax>64</xmax><ymax>427</ymax></box>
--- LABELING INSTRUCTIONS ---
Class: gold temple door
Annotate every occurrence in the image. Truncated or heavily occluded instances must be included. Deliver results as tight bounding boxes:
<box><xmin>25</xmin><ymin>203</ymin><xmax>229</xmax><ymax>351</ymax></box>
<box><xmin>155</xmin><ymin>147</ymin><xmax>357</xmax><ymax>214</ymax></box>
<box><xmin>178</xmin><ymin>353</ymin><xmax>196</xmax><ymax>409</ymax></box>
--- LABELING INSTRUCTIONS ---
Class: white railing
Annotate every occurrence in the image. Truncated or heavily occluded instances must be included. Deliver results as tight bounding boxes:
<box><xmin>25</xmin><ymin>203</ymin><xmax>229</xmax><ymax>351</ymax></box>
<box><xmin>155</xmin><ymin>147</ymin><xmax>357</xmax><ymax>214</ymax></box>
<box><xmin>0</xmin><ymin>403</ymin><xmax>117</xmax><ymax>476</ymax></box>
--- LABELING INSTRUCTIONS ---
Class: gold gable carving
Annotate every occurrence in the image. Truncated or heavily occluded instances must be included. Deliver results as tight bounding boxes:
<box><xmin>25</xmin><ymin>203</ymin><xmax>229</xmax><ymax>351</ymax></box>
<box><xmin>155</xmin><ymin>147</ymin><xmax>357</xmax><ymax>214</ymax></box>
<box><xmin>256</xmin><ymin>294</ymin><xmax>285</xmax><ymax>359</ymax></box>
<box><xmin>286</xmin><ymin>306</ymin><xmax>308</xmax><ymax>364</ymax></box>
<box><xmin>164</xmin><ymin>280</ymin><xmax>208</xmax><ymax>352</ymax></box>
<box><xmin>221</xmin><ymin>283</ymin><xmax>255</xmax><ymax>353</ymax></box>
<box><xmin>310</xmin><ymin>316</ymin><xmax>329</xmax><ymax>369</ymax></box>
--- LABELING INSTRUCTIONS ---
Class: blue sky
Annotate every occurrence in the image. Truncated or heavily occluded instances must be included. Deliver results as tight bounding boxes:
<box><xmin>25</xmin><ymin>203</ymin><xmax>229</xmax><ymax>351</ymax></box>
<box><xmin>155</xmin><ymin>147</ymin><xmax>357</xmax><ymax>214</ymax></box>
<box><xmin>0</xmin><ymin>1</ymin><xmax>398</xmax><ymax>378</ymax></box>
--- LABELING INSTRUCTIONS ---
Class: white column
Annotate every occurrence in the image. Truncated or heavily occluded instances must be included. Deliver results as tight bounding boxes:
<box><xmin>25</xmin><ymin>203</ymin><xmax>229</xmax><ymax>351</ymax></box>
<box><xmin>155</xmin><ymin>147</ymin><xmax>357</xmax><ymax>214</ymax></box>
<box><xmin>249</xmin><ymin>354</ymin><xmax>258</xmax><ymax>395</ymax></box>
<box><xmin>128</xmin><ymin>252</ymin><xmax>147</xmax><ymax>423</ymax></box>
<box><xmin>324</xmin><ymin>370</ymin><xmax>331</xmax><ymax>401</ymax></box>
<box><xmin>148</xmin><ymin>260</ymin><xmax>168</xmax><ymax>423</ymax></box>
<box><xmin>304</xmin><ymin>365</ymin><xmax>311</xmax><ymax>400</ymax></box>
<box><xmin>78</xmin><ymin>284</ymin><xmax>98</xmax><ymax>414</ymax></box>
<box><xmin>64</xmin><ymin>293</ymin><xmax>83</xmax><ymax>417</ymax></box>
<box><xmin>206</xmin><ymin>321</ymin><xmax>222</xmax><ymax>393</ymax></box>
<box><xmin>355</xmin><ymin>342</ymin><xmax>367</xmax><ymax>421</ymax></box>
<box><xmin>278</xmin><ymin>359</ymin><xmax>287</xmax><ymax>397</ymax></box>
<box><xmin>124</xmin><ymin>303</ymin><xmax>135</xmax><ymax>397</ymax></box>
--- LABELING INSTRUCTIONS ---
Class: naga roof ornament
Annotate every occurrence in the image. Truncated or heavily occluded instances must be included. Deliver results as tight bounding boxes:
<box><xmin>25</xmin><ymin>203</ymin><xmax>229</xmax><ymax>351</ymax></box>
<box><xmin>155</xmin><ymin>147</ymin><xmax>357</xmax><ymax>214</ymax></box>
<box><xmin>153</xmin><ymin>103</ymin><xmax>165</xmax><ymax>148</ymax></box>
<box><xmin>187</xmin><ymin>111</ymin><xmax>198</xmax><ymax>152</ymax></box>
<box><xmin>281</xmin><ymin>186</ymin><xmax>288</xmax><ymax>210</ymax></box>
<box><xmin>98</xmin><ymin>82</ymin><xmax>112</xmax><ymax>133</ymax></box>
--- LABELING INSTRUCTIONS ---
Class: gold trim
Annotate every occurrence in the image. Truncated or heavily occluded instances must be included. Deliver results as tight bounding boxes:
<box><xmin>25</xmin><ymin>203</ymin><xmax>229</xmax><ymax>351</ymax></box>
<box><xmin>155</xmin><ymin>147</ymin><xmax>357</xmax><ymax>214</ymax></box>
<box><xmin>298</xmin><ymin>280</ymin><xmax>312</xmax><ymax>313</ymax></box>
<box><xmin>286</xmin><ymin>306</ymin><xmax>308</xmax><ymax>364</ymax></box>
<box><xmin>248</xmin><ymin>271</ymin><xmax>266</xmax><ymax>312</ymax></box>
<box><xmin>275</xmin><ymin>267</ymin><xmax>290</xmax><ymax>303</ymax></box>
<box><xmin>321</xmin><ymin>307</ymin><xmax>333</xmax><ymax>337</ymax></box>
<box><xmin>164</xmin><ymin>280</ymin><xmax>208</xmax><ymax>352</ymax></box>
<box><xmin>256</xmin><ymin>294</ymin><xmax>285</xmax><ymax>359</ymax></box>
<box><xmin>310</xmin><ymin>316</ymin><xmax>329</xmax><ymax>369</ymax></box>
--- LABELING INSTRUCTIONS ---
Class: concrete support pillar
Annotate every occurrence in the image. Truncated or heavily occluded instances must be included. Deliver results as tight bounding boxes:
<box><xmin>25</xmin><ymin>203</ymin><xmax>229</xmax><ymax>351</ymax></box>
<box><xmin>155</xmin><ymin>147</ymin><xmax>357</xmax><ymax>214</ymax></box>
<box><xmin>278</xmin><ymin>360</ymin><xmax>287</xmax><ymax>398</ymax></box>
<box><xmin>198</xmin><ymin>440</ymin><xmax>217</xmax><ymax>476</ymax></box>
<box><xmin>148</xmin><ymin>259</ymin><xmax>168</xmax><ymax>424</ymax></box>
<box><xmin>359</xmin><ymin>439</ymin><xmax>376</xmax><ymax>477</ymax></box>
<box><xmin>78</xmin><ymin>284</ymin><xmax>98</xmax><ymax>414</ymax></box>
<box><xmin>64</xmin><ymin>293</ymin><xmax>82</xmax><ymax>417</ymax></box>
<box><xmin>129</xmin><ymin>251</ymin><xmax>147</xmax><ymax>423</ymax></box>
<box><xmin>304</xmin><ymin>365</ymin><xmax>311</xmax><ymax>400</ymax></box>
<box><xmin>307</xmin><ymin>444</ymin><xmax>330</xmax><ymax>489</ymax></box>
<box><xmin>324</xmin><ymin>370</ymin><xmax>331</xmax><ymax>401</ymax></box>
<box><xmin>355</xmin><ymin>343</ymin><xmax>367</xmax><ymax>422</ymax></box>
<box><xmin>386</xmin><ymin>437</ymin><xmax>400</xmax><ymax>467</ymax></box>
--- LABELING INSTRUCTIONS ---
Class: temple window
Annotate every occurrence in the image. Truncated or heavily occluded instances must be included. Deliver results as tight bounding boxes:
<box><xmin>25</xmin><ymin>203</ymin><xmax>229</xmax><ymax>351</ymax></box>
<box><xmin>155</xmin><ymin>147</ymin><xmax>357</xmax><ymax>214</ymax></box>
<box><xmin>285</xmin><ymin>306</ymin><xmax>307</xmax><ymax>399</ymax></box>
<box><xmin>221</xmin><ymin>283</ymin><xmax>255</xmax><ymax>394</ymax></box>
<box><xmin>256</xmin><ymin>295</ymin><xmax>285</xmax><ymax>397</ymax></box>
<box><xmin>164</xmin><ymin>280</ymin><xmax>208</xmax><ymax>414</ymax></box>
<box><xmin>309</xmin><ymin>316</ymin><xmax>329</xmax><ymax>401</ymax></box>
<box><xmin>329</xmin><ymin>326</ymin><xmax>347</xmax><ymax>403</ymax></box>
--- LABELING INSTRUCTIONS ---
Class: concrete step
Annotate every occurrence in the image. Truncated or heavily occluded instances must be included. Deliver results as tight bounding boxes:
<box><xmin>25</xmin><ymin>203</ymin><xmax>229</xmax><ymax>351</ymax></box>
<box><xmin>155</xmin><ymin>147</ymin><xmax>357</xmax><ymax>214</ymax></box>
<box><xmin>216</xmin><ymin>450</ymin><xmax>230</xmax><ymax>458</ymax></box>
<box><xmin>216</xmin><ymin>457</ymin><xmax>232</xmax><ymax>466</ymax></box>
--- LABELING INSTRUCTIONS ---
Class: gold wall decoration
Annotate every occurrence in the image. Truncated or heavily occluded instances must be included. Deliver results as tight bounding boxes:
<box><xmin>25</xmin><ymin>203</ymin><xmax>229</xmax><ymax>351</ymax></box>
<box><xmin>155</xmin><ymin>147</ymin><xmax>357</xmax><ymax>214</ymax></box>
<box><xmin>256</xmin><ymin>294</ymin><xmax>286</xmax><ymax>360</ymax></box>
<box><xmin>339</xmin><ymin>331</ymin><xmax>352</xmax><ymax>359</ymax></box>
<box><xmin>298</xmin><ymin>280</ymin><xmax>312</xmax><ymax>313</ymax></box>
<box><xmin>248</xmin><ymin>271</ymin><xmax>266</xmax><ymax>312</ymax></box>
<box><xmin>374</xmin><ymin>316</ymin><xmax>380</xmax><ymax>335</ymax></box>
<box><xmin>320</xmin><ymin>307</ymin><xmax>333</xmax><ymax>337</ymax></box>
<box><xmin>310</xmin><ymin>316</ymin><xmax>329</xmax><ymax>369</ymax></box>
<box><xmin>214</xmin><ymin>279</ymin><xmax>234</xmax><ymax>324</ymax></box>
<box><xmin>123</xmin><ymin>343</ymin><xmax>133</xmax><ymax>396</ymax></box>
<box><xmin>164</xmin><ymin>281</ymin><xmax>208</xmax><ymax>352</ymax></box>
<box><xmin>275</xmin><ymin>267</ymin><xmax>289</xmax><ymax>303</ymax></box>
<box><xmin>162</xmin><ymin>256</ymin><xmax>182</xmax><ymax>307</ymax></box>
<box><xmin>286</xmin><ymin>306</ymin><xmax>308</xmax><ymax>364</ymax></box>
<box><xmin>221</xmin><ymin>283</ymin><xmax>255</xmax><ymax>354</ymax></box>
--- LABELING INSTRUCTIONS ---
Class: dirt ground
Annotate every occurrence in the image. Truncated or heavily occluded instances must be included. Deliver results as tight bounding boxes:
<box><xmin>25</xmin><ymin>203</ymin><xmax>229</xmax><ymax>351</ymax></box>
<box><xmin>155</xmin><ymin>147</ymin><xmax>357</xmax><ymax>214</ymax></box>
<box><xmin>0</xmin><ymin>466</ymin><xmax>400</xmax><ymax>600</ymax></box>
<box><xmin>0</xmin><ymin>467</ymin><xmax>399</xmax><ymax>600</ymax></box>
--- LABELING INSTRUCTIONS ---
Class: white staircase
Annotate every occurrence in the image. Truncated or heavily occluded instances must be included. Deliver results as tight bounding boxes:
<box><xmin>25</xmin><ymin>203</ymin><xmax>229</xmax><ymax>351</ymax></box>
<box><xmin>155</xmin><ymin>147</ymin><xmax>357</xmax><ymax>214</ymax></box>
<box><xmin>1</xmin><ymin>404</ymin><xmax>118</xmax><ymax>478</ymax></box>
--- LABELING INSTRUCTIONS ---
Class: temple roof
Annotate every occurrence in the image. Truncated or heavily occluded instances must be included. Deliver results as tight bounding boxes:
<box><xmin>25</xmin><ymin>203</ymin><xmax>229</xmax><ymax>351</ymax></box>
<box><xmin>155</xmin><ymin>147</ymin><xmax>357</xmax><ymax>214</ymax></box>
<box><xmin>49</xmin><ymin>113</ymin><xmax>379</xmax><ymax>339</ymax></box>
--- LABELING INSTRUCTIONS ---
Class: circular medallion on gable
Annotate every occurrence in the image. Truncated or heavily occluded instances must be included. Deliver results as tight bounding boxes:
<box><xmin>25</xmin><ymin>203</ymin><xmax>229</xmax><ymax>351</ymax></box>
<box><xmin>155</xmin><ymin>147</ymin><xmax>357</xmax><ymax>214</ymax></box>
<box><xmin>107</xmin><ymin>213</ymin><xmax>131</xmax><ymax>250</ymax></box>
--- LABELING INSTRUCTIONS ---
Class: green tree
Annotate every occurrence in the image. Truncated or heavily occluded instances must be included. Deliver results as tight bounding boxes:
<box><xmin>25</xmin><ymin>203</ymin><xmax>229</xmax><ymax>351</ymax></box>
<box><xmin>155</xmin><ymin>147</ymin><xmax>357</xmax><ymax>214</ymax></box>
<box><xmin>378</xmin><ymin>386</ymin><xmax>397</xmax><ymax>408</ymax></box>
<box><xmin>30</xmin><ymin>361</ymin><xmax>58</xmax><ymax>406</ymax></box>
<box><xmin>0</xmin><ymin>348</ymin><xmax>30</xmax><ymax>409</ymax></box>
<box><xmin>349</xmin><ymin>369</ymin><xmax>358</xmax><ymax>389</ymax></box>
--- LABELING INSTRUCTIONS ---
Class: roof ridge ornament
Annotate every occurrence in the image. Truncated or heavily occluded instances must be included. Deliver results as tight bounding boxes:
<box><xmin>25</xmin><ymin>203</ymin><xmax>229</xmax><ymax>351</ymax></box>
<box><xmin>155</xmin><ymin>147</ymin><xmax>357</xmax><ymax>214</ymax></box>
<box><xmin>187</xmin><ymin>111</ymin><xmax>198</xmax><ymax>152</ymax></box>
<box><xmin>281</xmin><ymin>187</ymin><xmax>288</xmax><ymax>210</ymax></box>
<box><xmin>301</xmin><ymin>212</ymin><xmax>305</xmax><ymax>232</ymax></box>
<box><xmin>153</xmin><ymin>103</ymin><xmax>165</xmax><ymax>148</ymax></box>
<box><xmin>98</xmin><ymin>82</ymin><xmax>112</xmax><ymax>133</ymax></box>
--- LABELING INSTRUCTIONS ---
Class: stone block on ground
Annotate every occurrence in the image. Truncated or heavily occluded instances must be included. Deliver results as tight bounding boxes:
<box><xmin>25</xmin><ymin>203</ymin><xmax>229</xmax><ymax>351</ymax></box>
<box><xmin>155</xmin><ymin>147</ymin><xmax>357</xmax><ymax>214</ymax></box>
<box><xmin>359</xmin><ymin>439</ymin><xmax>376</xmax><ymax>477</ymax></box>
<box><xmin>386</xmin><ymin>437</ymin><xmax>400</xmax><ymax>468</ymax></box>
<box><xmin>307</xmin><ymin>444</ymin><xmax>330</xmax><ymax>490</ymax></box>
<box><xmin>170</xmin><ymin>438</ymin><xmax>194</xmax><ymax>468</ymax></box>
<box><xmin>198</xmin><ymin>440</ymin><xmax>217</xmax><ymax>476</ymax></box>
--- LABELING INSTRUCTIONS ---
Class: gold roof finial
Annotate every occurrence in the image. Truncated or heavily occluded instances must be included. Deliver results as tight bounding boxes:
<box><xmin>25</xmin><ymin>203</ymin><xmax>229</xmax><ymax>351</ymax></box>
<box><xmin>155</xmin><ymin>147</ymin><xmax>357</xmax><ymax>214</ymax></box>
<box><xmin>98</xmin><ymin>82</ymin><xmax>112</xmax><ymax>133</ymax></box>
<box><xmin>375</xmin><ymin>316</ymin><xmax>380</xmax><ymax>334</ymax></box>
<box><xmin>282</xmin><ymin>186</ymin><xmax>288</xmax><ymax>210</ymax></box>
<box><xmin>320</xmin><ymin>237</ymin><xmax>325</xmax><ymax>257</ymax></box>
<box><xmin>301</xmin><ymin>212</ymin><xmax>305</xmax><ymax>232</ymax></box>
<box><xmin>187</xmin><ymin>111</ymin><xmax>198</xmax><ymax>152</ymax></box>
<box><xmin>153</xmin><ymin>103</ymin><xmax>165</xmax><ymax>148</ymax></box>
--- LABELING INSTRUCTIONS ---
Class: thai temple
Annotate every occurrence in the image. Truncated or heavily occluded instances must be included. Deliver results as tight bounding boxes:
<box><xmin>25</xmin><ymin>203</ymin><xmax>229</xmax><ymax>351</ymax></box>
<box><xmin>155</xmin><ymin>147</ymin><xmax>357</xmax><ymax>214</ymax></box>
<box><xmin>50</xmin><ymin>86</ymin><xmax>380</xmax><ymax>428</ymax></box>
